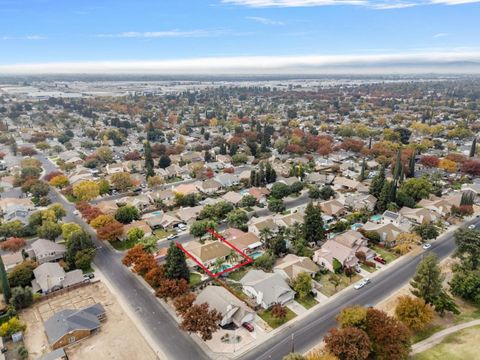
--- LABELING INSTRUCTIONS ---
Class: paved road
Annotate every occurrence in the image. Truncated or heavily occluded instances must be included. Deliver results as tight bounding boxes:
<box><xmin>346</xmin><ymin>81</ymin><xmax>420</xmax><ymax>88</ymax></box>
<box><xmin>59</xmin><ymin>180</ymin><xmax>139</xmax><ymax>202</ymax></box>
<box><xmin>237</xmin><ymin>218</ymin><xmax>475</xmax><ymax>360</ymax></box>
<box><xmin>36</xmin><ymin>154</ymin><xmax>210</xmax><ymax>360</ymax></box>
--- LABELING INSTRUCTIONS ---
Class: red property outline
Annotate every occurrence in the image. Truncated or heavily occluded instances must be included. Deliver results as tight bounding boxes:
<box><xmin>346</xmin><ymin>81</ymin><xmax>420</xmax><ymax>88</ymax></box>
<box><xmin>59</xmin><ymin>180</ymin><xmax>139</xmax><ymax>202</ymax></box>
<box><xmin>176</xmin><ymin>228</ymin><xmax>253</xmax><ymax>278</ymax></box>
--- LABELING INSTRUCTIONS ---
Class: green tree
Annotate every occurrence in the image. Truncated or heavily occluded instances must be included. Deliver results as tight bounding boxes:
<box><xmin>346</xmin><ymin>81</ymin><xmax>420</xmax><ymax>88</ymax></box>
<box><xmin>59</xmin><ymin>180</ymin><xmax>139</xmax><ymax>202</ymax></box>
<box><xmin>37</xmin><ymin>221</ymin><xmax>62</xmax><ymax>241</ymax></box>
<box><xmin>270</xmin><ymin>183</ymin><xmax>291</xmax><ymax>199</ymax></box>
<box><xmin>268</xmin><ymin>198</ymin><xmax>285</xmax><ymax>213</ymax></box>
<box><xmin>75</xmin><ymin>249</ymin><xmax>95</xmax><ymax>271</ymax></box>
<box><xmin>413</xmin><ymin>223</ymin><xmax>439</xmax><ymax>241</ymax></box>
<box><xmin>127</xmin><ymin>227</ymin><xmax>145</xmax><ymax>242</ymax></box>
<box><xmin>165</xmin><ymin>242</ymin><xmax>190</xmax><ymax>282</ymax></box>
<box><xmin>226</xmin><ymin>209</ymin><xmax>249</xmax><ymax>230</ymax></box>
<box><xmin>61</xmin><ymin>223</ymin><xmax>82</xmax><ymax>242</ymax></box>
<box><xmin>292</xmin><ymin>272</ymin><xmax>312</xmax><ymax>299</ymax></box>
<box><xmin>65</xmin><ymin>230</ymin><xmax>95</xmax><ymax>267</ymax></box>
<box><xmin>410</xmin><ymin>254</ymin><xmax>443</xmax><ymax>305</ymax></box>
<box><xmin>399</xmin><ymin>177</ymin><xmax>432</xmax><ymax>202</ymax></box>
<box><xmin>144</xmin><ymin>141</ymin><xmax>155</xmax><ymax>178</ymax></box>
<box><xmin>308</xmin><ymin>185</ymin><xmax>321</xmax><ymax>199</ymax></box>
<box><xmin>10</xmin><ymin>286</ymin><xmax>33</xmax><ymax>310</ymax></box>
<box><xmin>449</xmin><ymin>266</ymin><xmax>480</xmax><ymax>305</ymax></box>
<box><xmin>319</xmin><ymin>185</ymin><xmax>335</xmax><ymax>200</ymax></box>
<box><xmin>115</xmin><ymin>205</ymin><xmax>140</xmax><ymax>224</ymax></box>
<box><xmin>0</xmin><ymin>256</ymin><xmax>11</xmax><ymax>303</ymax></box>
<box><xmin>369</xmin><ymin>166</ymin><xmax>385</xmax><ymax>198</ymax></box>
<box><xmin>159</xmin><ymin>154</ymin><xmax>171</xmax><ymax>169</ymax></box>
<box><xmin>453</xmin><ymin>228</ymin><xmax>480</xmax><ymax>270</ymax></box>
<box><xmin>304</xmin><ymin>202</ymin><xmax>325</xmax><ymax>244</ymax></box>
<box><xmin>7</xmin><ymin>260</ymin><xmax>36</xmax><ymax>288</ymax></box>
<box><xmin>336</xmin><ymin>306</ymin><xmax>368</xmax><ymax>329</ymax></box>
<box><xmin>189</xmin><ymin>220</ymin><xmax>217</xmax><ymax>239</ymax></box>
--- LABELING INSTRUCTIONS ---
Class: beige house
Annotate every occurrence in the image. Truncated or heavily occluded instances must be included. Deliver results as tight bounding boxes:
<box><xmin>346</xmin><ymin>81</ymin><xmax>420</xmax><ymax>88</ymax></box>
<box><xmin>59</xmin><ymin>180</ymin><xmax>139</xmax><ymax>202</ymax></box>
<box><xmin>184</xmin><ymin>240</ymin><xmax>232</xmax><ymax>267</ymax></box>
<box><xmin>274</xmin><ymin>254</ymin><xmax>319</xmax><ymax>282</ymax></box>
<box><xmin>399</xmin><ymin>207</ymin><xmax>440</xmax><ymax>225</ymax></box>
<box><xmin>319</xmin><ymin>199</ymin><xmax>346</xmax><ymax>217</ymax></box>
<box><xmin>362</xmin><ymin>222</ymin><xmax>404</xmax><ymax>245</ymax></box>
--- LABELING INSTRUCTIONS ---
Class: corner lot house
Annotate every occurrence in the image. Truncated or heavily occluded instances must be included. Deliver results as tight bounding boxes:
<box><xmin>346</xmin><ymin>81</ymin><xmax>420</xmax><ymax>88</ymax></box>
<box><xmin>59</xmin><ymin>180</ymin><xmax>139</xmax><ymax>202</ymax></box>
<box><xmin>195</xmin><ymin>285</ymin><xmax>254</xmax><ymax>327</ymax></box>
<box><xmin>240</xmin><ymin>270</ymin><xmax>295</xmax><ymax>309</ymax></box>
<box><xmin>44</xmin><ymin>303</ymin><xmax>106</xmax><ymax>349</ymax></box>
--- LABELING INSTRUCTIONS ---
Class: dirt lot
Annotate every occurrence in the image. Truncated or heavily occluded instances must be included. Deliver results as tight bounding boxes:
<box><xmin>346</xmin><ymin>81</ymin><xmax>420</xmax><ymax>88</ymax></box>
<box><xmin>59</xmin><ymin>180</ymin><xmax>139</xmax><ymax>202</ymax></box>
<box><xmin>20</xmin><ymin>281</ymin><xmax>158</xmax><ymax>360</ymax></box>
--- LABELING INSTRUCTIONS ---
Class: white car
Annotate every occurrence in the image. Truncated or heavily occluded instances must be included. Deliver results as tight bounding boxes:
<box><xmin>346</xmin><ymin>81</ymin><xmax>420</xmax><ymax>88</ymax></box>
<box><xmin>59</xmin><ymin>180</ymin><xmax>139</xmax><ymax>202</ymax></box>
<box><xmin>354</xmin><ymin>278</ymin><xmax>371</xmax><ymax>290</ymax></box>
<box><xmin>468</xmin><ymin>224</ymin><xmax>476</xmax><ymax>230</ymax></box>
<box><xmin>422</xmin><ymin>243</ymin><xmax>432</xmax><ymax>250</ymax></box>
<box><xmin>167</xmin><ymin>234</ymin><xmax>178</xmax><ymax>241</ymax></box>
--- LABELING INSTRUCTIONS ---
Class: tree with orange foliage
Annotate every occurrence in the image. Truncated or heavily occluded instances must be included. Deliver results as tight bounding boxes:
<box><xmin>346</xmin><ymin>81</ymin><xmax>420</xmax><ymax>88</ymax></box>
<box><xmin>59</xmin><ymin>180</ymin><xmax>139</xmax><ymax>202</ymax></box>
<box><xmin>156</xmin><ymin>278</ymin><xmax>189</xmax><ymax>300</ymax></box>
<box><xmin>271</xmin><ymin>304</ymin><xmax>287</xmax><ymax>320</ymax></box>
<box><xmin>96</xmin><ymin>220</ymin><xmax>123</xmax><ymax>242</ymax></box>
<box><xmin>341</xmin><ymin>138</ymin><xmax>364</xmax><ymax>153</ymax></box>
<box><xmin>123</xmin><ymin>245</ymin><xmax>147</xmax><ymax>266</ymax></box>
<box><xmin>461</xmin><ymin>159</ymin><xmax>480</xmax><ymax>176</ymax></box>
<box><xmin>180</xmin><ymin>302</ymin><xmax>221</xmax><ymax>341</ymax></box>
<box><xmin>438</xmin><ymin>158</ymin><xmax>457</xmax><ymax>173</ymax></box>
<box><xmin>144</xmin><ymin>266</ymin><xmax>165</xmax><ymax>288</ymax></box>
<box><xmin>0</xmin><ymin>237</ymin><xmax>26</xmax><ymax>252</ymax></box>
<box><xmin>173</xmin><ymin>293</ymin><xmax>197</xmax><ymax>316</ymax></box>
<box><xmin>324</xmin><ymin>327</ymin><xmax>371</xmax><ymax>360</ymax></box>
<box><xmin>419</xmin><ymin>155</ymin><xmax>439</xmax><ymax>168</ymax></box>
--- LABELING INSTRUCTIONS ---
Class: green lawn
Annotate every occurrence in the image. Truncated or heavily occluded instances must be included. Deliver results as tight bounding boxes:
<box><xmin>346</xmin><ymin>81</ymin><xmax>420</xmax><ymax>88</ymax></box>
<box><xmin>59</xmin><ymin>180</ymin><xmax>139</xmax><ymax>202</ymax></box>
<box><xmin>227</xmin><ymin>267</ymin><xmax>249</xmax><ymax>282</ymax></box>
<box><xmin>154</xmin><ymin>228</ymin><xmax>175</xmax><ymax>239</ymax></box>
<box><xmin>110</xmin><ymin>238</ymin><xmax>138</xmax><ymax>251</ymax></box>
<box><xmin>296</xmin><ymin>295</ymin><xmax>318</xmax><ymax>309</ymax></box>
<box><xmin>412</xmin><ymin>325</ymin><xmax>480</xmax><ymax>360</ymax></box>
<box><xmin>370</xmin><ymin>245</ymin><xmax>398</xmax><ymax>263</ymax></box>
<box><xmin>318</xmin><ymin>272</ymin><xmax>362</xmax><ymax>297</ymax></box>
<box><xmin>258</xmin><ymin>307</ymin><xmax>297</xmax><ymax>329</ymax></box>
<box><xmin>189</xmin><ymin>273</ymin><xmax>202</xmax><ymax>286</ymax></box>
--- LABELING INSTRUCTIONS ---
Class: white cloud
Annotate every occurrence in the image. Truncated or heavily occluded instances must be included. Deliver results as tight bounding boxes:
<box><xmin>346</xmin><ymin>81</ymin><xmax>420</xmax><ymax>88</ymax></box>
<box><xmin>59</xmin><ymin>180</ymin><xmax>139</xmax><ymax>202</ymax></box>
<box><xmin>1</xmin><ymin>35</ymin><xmax>46</xmax><ymax>40</ymax></box>
<box><xmin>1</xmin><ymin>51</ymin><xmax>480</xmax><ymax>75</ymax></box>
<box><xmin>222</xmin><ymin>0</ymin><xmax>480</xmax><ymax>7</ymax></box>
<box><xmin>96</xmin><ymin>29</ymin><xmax>227</xmax><ymax>38</ymax></box>
<box><xmin>246</xmin><ymin>16</ymin><xmax>285</xmax><ymax>25</ymax></box>
<box><xmin>433</xmin><ymin>32</ymin><xmax>449</xmax><ymax>38</ymax></box>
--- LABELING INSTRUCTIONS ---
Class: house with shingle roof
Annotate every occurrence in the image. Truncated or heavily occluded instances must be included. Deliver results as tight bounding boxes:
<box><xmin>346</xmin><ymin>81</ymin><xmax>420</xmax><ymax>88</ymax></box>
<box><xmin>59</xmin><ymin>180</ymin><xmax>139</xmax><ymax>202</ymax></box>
<box><xmin>184</xmin><ymin>240</ymin><xmax>232</xmax><ymax>267</ymax></box>
<box><xmin>44</xmin><ymin>303</ymin><xmax>105</xmax><ymax>349</ymax></box>
<box><xmin>274</xmin><ymin>254</ymin><xmax>319</xmax><ymax>282</ymax></box>
<box><xmin>240</xmin><ymin>270</ymin><xmax>295</xmax><ymax>309</ymax></box>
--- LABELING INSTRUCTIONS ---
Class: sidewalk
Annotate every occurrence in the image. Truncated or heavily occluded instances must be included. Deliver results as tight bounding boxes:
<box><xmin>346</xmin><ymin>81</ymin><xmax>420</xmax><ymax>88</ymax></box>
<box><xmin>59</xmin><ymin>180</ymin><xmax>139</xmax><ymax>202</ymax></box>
<box><xmin>411</xmin><ymin>319</ymin><xmax>480</xmax><ymax>354</ymax></box>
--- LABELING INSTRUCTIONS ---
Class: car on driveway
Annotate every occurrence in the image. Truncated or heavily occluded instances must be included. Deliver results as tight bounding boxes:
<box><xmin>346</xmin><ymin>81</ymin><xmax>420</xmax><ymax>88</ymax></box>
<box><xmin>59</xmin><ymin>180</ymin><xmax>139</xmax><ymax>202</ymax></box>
<box><xmin>354</xmin><ymin>278</ymin><xmax>371</xmax><ymax>290</ymax></box>
<box><xmin>374</xmin><ymin>256</ymin><xmax>387</xmax><ymax>265</ymax></box>
<box><xmin>422</xmin><ymin>243</ymin><xmax>432</xmax><ymax>250</ymax></box>
<box><xmin>242</xmin><ymin>322</ymin><xmax>254</xmax><ymax>332</ymax></box>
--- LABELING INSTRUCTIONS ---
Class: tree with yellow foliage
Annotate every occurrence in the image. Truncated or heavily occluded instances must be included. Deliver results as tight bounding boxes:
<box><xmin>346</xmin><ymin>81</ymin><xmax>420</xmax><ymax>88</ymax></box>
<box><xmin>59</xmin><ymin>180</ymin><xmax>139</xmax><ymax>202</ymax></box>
<box><xmin>73</xmin><ymin>180</ymin><xmax>100</xmax><ymax>201</ymax></box>
<box><xmin>49</xmin><ymin>174</ymin><xmax>69</xmax><ymax>188</ymax></box>
<box><xmin>395</xmin><ymin>232</ymin><xmax>422</xmax><ymax>255</ymax></box>
<box><xmin>90</xmin><ymin>214</ymin><xmax>115</xmax><ymax>229</ymax></box>
<box><xmin>438</xmin><ymin>158</ymin><xmax>457</xmax><ymax>173</ymax></box>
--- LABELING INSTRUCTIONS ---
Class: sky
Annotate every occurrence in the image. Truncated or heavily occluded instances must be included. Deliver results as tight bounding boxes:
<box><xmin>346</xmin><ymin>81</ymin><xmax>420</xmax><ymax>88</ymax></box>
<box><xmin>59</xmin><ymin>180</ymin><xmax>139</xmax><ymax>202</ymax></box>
<box><xmin>1</xmin><ymin>0</ymin><xmax>480</xmax><ymax>74</ymax></box>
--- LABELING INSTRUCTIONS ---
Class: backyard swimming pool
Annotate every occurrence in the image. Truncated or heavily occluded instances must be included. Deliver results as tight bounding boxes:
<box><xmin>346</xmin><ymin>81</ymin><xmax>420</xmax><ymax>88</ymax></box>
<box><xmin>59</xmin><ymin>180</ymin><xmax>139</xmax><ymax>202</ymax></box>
<box><xmin>370</xmin><ymin>215</ymin><xmax>382</xmax><ymax>222</ymax></box>
<box><xmin>249</xmin><ymin>251</ymin><xmax>263</xmax><ymax>259</ymax></box>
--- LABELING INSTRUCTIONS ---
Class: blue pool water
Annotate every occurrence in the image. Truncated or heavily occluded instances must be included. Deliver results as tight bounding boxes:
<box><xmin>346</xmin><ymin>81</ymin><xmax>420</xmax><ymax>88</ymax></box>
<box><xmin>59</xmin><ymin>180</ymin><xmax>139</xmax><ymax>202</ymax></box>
<box><xmin>351</xmin><ymin>223</ymin><xmax>363</xmax><ymax>231</ymax></box>
<box><xmin>370</xmin><ymin>215</ymin><xmax>382</xmax><ymax>221</ymax></box>
<box><xmin>250</xmin><ymin>251</ymin><xmax>263</xmax><ymax>259</ymax></box>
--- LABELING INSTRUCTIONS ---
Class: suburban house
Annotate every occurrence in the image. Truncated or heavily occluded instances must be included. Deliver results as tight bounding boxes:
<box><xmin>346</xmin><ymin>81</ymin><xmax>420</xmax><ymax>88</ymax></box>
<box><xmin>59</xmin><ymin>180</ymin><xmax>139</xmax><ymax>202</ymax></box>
<box><xmin>184</xmin><ymin>240</ymin><xmax>232</xmax><ymax>268</ymax></box>
<box><xmin>198</xmin><ymin>179</ymin><xmax>223</xmax><ymax>194</ymax></box>
<box><xmin>319</xmin><ymin>199</ymin><xmax>346</xmax><ymax>217</ymax></box>
<box><xmin>144</xmin><ymin>212</ymin><xmax>181</xmax><ymax>230</ymax></box>
<box><xmin>44</xmin><ymin>303</ymin><xmax>106</xmax><ymax>349</ymax></box>
<box><xmin>418</xmin><ymin>196</ymin><xmax>453</xmax><ymax>217</ymax></box>
<box><xmin>216</xmin><ymin>173</ymin><xmax>240</xmax><ymax>187</ymax></box>
<box><xmin>31</xmin><ymin>262</ymin><xmax>84</xmax><ymax>294</ymax></box>
<box><xmin>399</xmin><ymin>207</ymin><xmax>440</xmax><ymax>224</ymax></box>
<box><xmin>1</xmin><ymin>252</ymin><xmax>24</xmax><ymax>272</ymax></box>
<box><xmin>240</xmin><ymin>270</ymin><xmax>295</xmax><ymax>309</ymax></box>
<box><xmin>313</xmin><ymin>230</ymin><xmax>374</xmax><ymax>271</ymax></box>
<box><xmin>37</xmin><ymin>348</ymin><xmax>68</xmax><ymax>360</ymax></box>
<box><xmin>221</xmin><ymin>191</ymin><xmax>244</xmax><ymax>206</ymax></box>
<box><xmin>95</xmin><ymin>200</ymin><xmax>118</xmax><ymax>215</ymax></box>
<box><xmin>226</xmin><ymin>231</ymin><xmax>263</xmax><ymax>255</ymax></box>
<box><xmin>28</xmin><ymin>239</ymin><xmax>66</xmax><ymax>264</ymax></box>
<box><xmin>195</xmin><ymin>285</ymin><xmax>254</xmax><ymax>327</ymax></box>
<box><xmin>362</xmin><ymin>222</ymin><xmax>404</xmax><ymax>245</ymax></box>
<box><xmin>176</xmin><ymin>205</ymin><xmax>204</xmax><ymax>225</ymax></box>
<box><xmin>273</xmin><ymin>254</ymin><xmax>320</xmax><ymax>282</ymax></box>
<box><xmin>248</xmin><ymin>217</ymin><xmax>278</xmax><ymax>236</ymax></box>
<box><xmin>120</xmin><ymin>220</ymin><xmax>152</xmax><ymax>241</ymax></box>
<box><xmin>274</xmin><ymin>212</ymin><xmax>304</xmax><ymax>228</ymax></box>
<box><xmin>0</xmin><ymin>198</ymin><xmax>34</xmax><ymax>216</ymax></box>
<box><xmin>248</xmin><ymin>187</ymin><xmax>270</xmax><ymax>204</ymax></box>
<box><xmin>342</xmin><ymin>193</ymin><xmax>377</xmax><ymax>211</ymax></box>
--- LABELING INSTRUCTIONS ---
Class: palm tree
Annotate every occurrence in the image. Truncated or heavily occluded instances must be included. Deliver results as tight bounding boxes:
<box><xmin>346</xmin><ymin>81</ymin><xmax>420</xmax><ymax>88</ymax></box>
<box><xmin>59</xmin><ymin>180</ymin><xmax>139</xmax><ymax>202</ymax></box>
<box><xmin>259</xmin><ymin>228</ymin><xmax>273</xmax><ymax>247</ymax></box>
<box><xmin>213</xmin><ymin>257</ymin><xmax>226</xmax><ymax>274</ymax></box>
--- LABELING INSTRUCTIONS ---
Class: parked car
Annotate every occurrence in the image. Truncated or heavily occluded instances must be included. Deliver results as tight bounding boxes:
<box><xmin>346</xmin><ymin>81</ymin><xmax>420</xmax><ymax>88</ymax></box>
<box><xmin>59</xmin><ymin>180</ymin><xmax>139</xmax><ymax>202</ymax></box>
<box><xmin>83</xmin><ymin>273</ymin><xmax>95</xmax><ymax>279</ymax></box>
<box><xmin>354</xmin><ymin>278</ymin><xmax>371</xmax><ymax>290</ymax></box>
<box><xmin>468</xmin><ymin>224</ymin><xmax>476</xmax><ymax>230</ymax></box>
<box><xmin>167</xmin><ymin>234</ymin><xmax>178</xmax><ymax>241</ymax></box>
<box><xmin>422</xmin><ymin>243</ymin><xmax>432</xmax><ymax>250</ymax></box>
<box><xmin>242</xmin><ymin>322</ymin><xmax>254</xmax><ymax>332</ymax></box>
<box><xmin>374</xmin><ymin>256</ymin><xmax>386</xmax><ymax>265</ymax></box>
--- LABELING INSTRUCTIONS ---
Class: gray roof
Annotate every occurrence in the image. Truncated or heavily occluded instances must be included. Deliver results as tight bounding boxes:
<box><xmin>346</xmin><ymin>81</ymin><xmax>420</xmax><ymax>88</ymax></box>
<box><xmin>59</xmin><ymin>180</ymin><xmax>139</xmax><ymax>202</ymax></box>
<box><xmin>240</xmin><ymin>270</ymin><xmax>294</xmax><ymax>306</ymax></box>
<box><xmin>31</xmin><ymin>239</ymin><xmax>66</xmax><ymax>256</ymax></box>
<box><xmin>44</xmin><ymin>304</ymin><xmax>105</xmax><ymax>344</ymax></box>
<box><xmin>37</xmin><ymin>348</ymin><xmax>67</xmax><ymax>360</ymax></box>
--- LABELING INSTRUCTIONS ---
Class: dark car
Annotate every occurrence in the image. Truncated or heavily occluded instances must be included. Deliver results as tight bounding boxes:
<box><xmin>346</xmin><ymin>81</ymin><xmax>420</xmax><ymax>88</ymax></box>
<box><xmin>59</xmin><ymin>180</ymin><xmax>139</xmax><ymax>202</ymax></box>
<box><xmin>242</xmin><ymin>322</ymin><xmax>254</xmax><ymax>332</ymax></box>
<box><xmin>83</xmin><ymin>273</ymin><xmax>95</xmax><ymax>279</ymax></box>
<box><xmin>374</xmin><ymin>256</ymin><xmax>386</xmax><ymax>265</ymax></box>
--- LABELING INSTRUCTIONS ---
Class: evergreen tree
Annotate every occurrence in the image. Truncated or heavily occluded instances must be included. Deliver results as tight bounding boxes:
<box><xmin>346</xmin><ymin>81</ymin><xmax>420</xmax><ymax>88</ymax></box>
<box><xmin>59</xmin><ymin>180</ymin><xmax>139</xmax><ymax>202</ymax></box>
<box><xmin>304</xmin><ymin>202</ymin><xmax>325</xmax><ymax>244</ymax></box>
<box><xmin>0</xmin><ymin>256</ymin><xmax>11</xmax><ymax>303</ymax></box>
<box><xmin>219</xmin><ymin>143</ymin><xmax>227</xmax><ymax>155</ymax></box>
<box><xmin>410</xmin><ymin>254</ymin><xmax>444</xmax><ymax>305</ymax></box>
<box><xmin>258</xmin><ymin>162</ymin><xmax>265</xmax><ymax>186</ymax></box>
<box><xmin>165</xmin><ymin>242</ymin><xmax>190</xmax><ymax>282</ymax></box>
<box><xmin>158</xmin><ymin>154</ymin><xmax>171</xmax><ymax>169</ymax></box>
<box><xmin>144</xmin><ymin>141</ymin><xmax>154</xmax><ymax>178</ymax></box>
<box><xmin>368</xmin><ymin>137</ymin><xmax>372</xmax><ymax>150</ymax></box>
<box><xmin>359</xmin><ymin>158</ymin><xmax>366</xmax><ymax>181</ymax></box>
<box><xmin>470</xmin><ymin>137</ymin><xmax>477</xmax><ymax>158</ymax></box>
<box><xmin>265</xmin><ymin>162</ymin><xmax>277</xmax><ymax>183</ymax></box>
<box><xmin>377</xmin><ymin>180</ymin><xmax>392</xmax><ymax>213</ymax></box>
<box><xmin>393</xmin><ymin>149</ymin><xmax>402</xmax><ymax>181</ymax></box>
<box><xmin>408</xmin><ymin>152</ymin><xmax>416</xmax><ymax>178</ymax></box>
<box><xmin>250</xmin><ymin>170</ymin><xmax>256</xmax><ymax>187</ymax></box>
<box><xmin>369</xmin><ymin>166</ymin><xmax>385</xmax><ymax>198</ymax></box>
